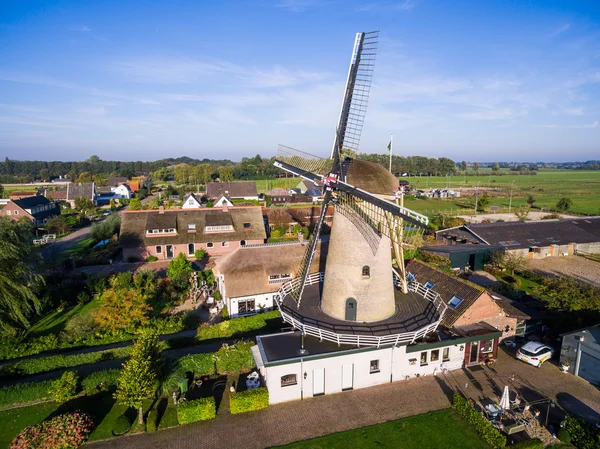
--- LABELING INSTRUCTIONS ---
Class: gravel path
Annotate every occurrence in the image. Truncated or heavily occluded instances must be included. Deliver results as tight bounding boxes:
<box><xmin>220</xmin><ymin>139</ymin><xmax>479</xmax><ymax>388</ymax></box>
<box><xmin>528</xmin><ymin>255</ymin><xmax>600</xmax><ymax>287</ymax></box>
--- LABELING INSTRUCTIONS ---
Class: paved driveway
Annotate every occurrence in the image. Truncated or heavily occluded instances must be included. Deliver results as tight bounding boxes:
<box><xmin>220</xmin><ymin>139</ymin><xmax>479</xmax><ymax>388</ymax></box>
<box><xmin>87</xmin><ymin>346</ymin><xmax>600</xmax><ymax>449</ymax></box>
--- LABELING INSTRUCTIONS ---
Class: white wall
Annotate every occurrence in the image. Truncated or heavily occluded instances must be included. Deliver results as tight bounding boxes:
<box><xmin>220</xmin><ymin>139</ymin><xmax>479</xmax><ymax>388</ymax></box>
<box><xmin>227</xmin><ymin>293</ymin><xmax>276</xmax><ymax>318</ymax></box>
<box><xmin>391</xmin><ymin>343</ymin><xmax>464</xmax><ymax>380</ymax></box>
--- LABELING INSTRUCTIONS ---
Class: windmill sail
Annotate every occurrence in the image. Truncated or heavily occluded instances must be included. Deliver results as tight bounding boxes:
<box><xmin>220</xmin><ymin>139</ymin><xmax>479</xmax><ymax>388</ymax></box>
<box><xmin>331</xmin><ymin>31</ymin><xmax>379</xmax><ymax>161</ymax></box>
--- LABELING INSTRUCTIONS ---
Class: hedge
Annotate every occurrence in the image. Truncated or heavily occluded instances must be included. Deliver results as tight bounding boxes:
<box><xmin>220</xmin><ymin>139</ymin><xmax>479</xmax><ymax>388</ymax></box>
<box><xmin>0</xmin><ymin>346</ymin><xmax>133</xmax><ymax>380</ymax></box>
<box><xmin>178</xmin><ymin>353</ymin><xmax>215</xmax><ymax>378</ymax></box>
<box><xmin>177</xmin><ymin>397</ymin><xmax>216</xmax><ymax>424</ymax></box>
<box><xmin>509</xmin><ymin>439</ymin><xmax>543</xmax><ymax>449</ymax></box>
<box><xmin>564</xmin><ymin>416</ymin><xmax>600</xmax><ymax>449</ymax></box>
<box><xmin>0</xmin><ymin>379</ymin><xmax>54</xmax><ymax>408</ymax></box>
<box><xmin>197</xmin><ymin>311</ymin><xmax>281</xmax><ymax>341</ymax></box>
<box><xmin>230</xmin><ymin>387</ymin><xmax>269</xmax><ymax>415</ymax></box>
<box><xmin>80</xmin><ymin>369</ymin><xmax>120</xmax><ymax>395</ymax></box>
<box><xmin>453</xmin><ymin>394</ymin><xmax>506</xmax><ymax>449</ymax></box>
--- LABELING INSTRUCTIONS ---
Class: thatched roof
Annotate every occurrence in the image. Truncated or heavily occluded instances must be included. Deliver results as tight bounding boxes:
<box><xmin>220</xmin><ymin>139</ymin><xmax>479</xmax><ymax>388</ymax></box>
<box><xmin>119</xmin><ymin>206</ymin><xmax>266</xmax><ymax>248</ymax></box>
<box><xmin>345</xmin><ymin>158</ymin><xmax>399</xmax><ymax>195</ymax></box>
<box><xmin>215</xmin><ymin>241</ymin><xmax>327</xmax><ymax>298</ymax></box>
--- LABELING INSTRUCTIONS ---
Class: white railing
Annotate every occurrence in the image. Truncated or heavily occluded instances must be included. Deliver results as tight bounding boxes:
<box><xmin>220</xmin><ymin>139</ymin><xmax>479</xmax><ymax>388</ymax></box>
<box><xmin>275</xmin><ymin>273</ymin><xmax>447</xmax><ymax>348</ymax></box>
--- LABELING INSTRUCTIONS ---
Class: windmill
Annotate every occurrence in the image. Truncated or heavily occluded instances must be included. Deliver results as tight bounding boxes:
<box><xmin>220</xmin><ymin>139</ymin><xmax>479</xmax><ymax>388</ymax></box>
<box><xmin>273</xmin><ymin>31</ymin><xmax>431</xmax><ymax>325</ymax></box>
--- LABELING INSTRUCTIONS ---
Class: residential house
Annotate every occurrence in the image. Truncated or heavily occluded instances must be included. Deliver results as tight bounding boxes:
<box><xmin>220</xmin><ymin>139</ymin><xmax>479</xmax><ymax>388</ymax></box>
<box><xmin>44</xmin><ymin>189</ymin><xmax>68</xmax><ymax>202</ymax></box>
<box><xmin>9</xmin><ymin>191</ymin><xmax>40</xmax><ymax>200</ymax></box>
<box><xmin>296</xmin><ymin>179</ymin><xmax>323</xmax><ymax>193</ymax></box>
<box><xmin>214</xmin><ymin>194</ymin><xmax>233</xmax><ymax>208</ymax></box>
<box><xmin>436</xmin><ymin>217</ymin><xmax>600</xmax><ymax>257</ymax></box>
<box><xmin>119</xmin><ymin>205</ymin><xmax>267</xmax><ymax>261</ymax></box>
<box><xmin>1</xmin><ymin>196</ymin><xmax>60</xmax><ymax>225</ymax></box>
<box><xmin>111</xmin><ymin>184</ymin><xmax>131</xmax><ymax>199</ymax></box>
<box><xmin>66</xmin><ymin>182</ymin><xmax>97</xmax><ymax>208</ymax></box>
<box><xmin>560</xmin><ymin>325</ymin><xmax>600</xmax><ymax>386</ymax></box>
<box><xmin>182</xmin><ymin>193</ymin><xmax>203</xmax><ymax>209</ymax></box>
<box><xmin>214</xmin><ymin>241</ymin><xmax>325</xmax><ymax>318</ymax></box>
<box><xmin>107</xmin><ymin>177</ymin><xmax>128</xmax><ymax>187</ymax></box>
<box><xmin>206</xmin><ymin>181</ymin><xmax>258</xmax><ymax>201</ymax></box>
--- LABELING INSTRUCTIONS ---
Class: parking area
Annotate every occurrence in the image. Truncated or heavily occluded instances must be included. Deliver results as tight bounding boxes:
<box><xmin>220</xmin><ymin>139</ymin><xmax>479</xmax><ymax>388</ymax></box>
<box><xmin>528</xmin><ymin>255</ymin><xmax>600</xmax><ymax>287</ymax></box>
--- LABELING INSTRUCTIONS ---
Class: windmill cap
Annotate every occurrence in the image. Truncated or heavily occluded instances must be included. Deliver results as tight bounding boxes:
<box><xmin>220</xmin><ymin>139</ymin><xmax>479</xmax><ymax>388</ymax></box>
<box><xmin>345</xmin><ymin>158</ymin><xmax>399</xmax><ymax>195</ymax></box>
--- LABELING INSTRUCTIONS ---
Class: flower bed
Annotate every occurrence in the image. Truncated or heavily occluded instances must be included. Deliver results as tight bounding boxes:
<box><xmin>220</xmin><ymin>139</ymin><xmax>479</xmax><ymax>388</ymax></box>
<box><xmin>10</xmin><ymin>411</ymin><xmax>93</xmax><ymax>449</ymax></box>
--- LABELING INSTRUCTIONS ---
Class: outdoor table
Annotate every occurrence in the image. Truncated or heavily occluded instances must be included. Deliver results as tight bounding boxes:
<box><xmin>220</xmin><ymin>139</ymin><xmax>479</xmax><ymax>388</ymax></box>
<box><xmin>485</xmin><ymin>403</ymin><xmax>502</xmax><ymax>417</ymax></box>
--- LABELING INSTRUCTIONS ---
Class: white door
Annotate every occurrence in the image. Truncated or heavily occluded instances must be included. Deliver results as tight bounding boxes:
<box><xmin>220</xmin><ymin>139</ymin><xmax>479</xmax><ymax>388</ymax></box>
<box><xmin>313</xmin><ymin>368</ymin><xmax>325</xmax><ymax>396</ymax></box>
<box><xmin>342</xmin><ymin>364</ymin><xmax>354</xmax><ymax>391</ymax></box>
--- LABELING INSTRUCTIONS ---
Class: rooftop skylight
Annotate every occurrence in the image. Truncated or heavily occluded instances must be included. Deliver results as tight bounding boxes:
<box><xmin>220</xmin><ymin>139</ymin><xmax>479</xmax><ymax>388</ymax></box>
<box><xmin>448</xmin><ymin>296</ymin><xmax>464</xmax><ymax>309</ymax></box>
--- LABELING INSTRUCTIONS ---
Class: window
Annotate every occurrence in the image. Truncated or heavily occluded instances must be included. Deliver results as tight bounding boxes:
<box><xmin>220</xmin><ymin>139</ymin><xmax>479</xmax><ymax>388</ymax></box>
<box><xmin>188</xmin><ymin>198</ymin><xmax>194</xmax><ymax>205</ymax></box>
<box><xmin>155</xmin><ymin>246</ymin><xmax>162</xmax><ymax>254</ymax></box>
<box><xmin>5</xmin><ymin>210</ymin><xmax>10</xmax><ymax>215</ymax></box>
<box><xmin>14</xmin><ymin>210</ymin><xmax>18</xmax><ymax>215</ymax></box>
<box><xmin>238</xmin><ymin>298</ymin><xmax>255</xmax><ymax>314</ymax></box>
<box><xmin>430</xmin><ymin>350</ymin><xmax>440</xmax><ymax>362</ymax></box>
<box><xmin>206</xmin><ymin>242</ymin><xmax>214</xmax><ymax>248</ymax></box>
<box><xmin>205</xmin><ymin>225</ymin><xmax>234</xmax><ymax>232</ymax></box>
<box><xmin>448</xmin><ymin>296</ymin><xmax>464</xmax><ymax>309</ymax></box>
<box><xmin>420</xmin><ymin>352</ymin><xmax>428</xmax><ymax>366</ymax></box>
<box><xmin>221</xmin><ymin>241</ymin><xmax>229</xmax><ymax>247</ymax></box>
<box><xmin>442</xmin><ymin>347</ymin><xmax>450</xmax><ymax>362</ymax></box>
<box><xmin>407</xmin><ymin>272</ymin><xmax>416</xmax><ymax>282</ymax></box>
<box><xmin>281</xmin><ymin>374</ymin><xmax>297</xmax><ymax>387</ymax></box>
<box><xmin>481</xmin><ymin>339</ymin><xmax>494</xmax><ymax>353</ymax></box>
<box><xmin>268</xmin><ymin>273</ymin><xmax>292</xmax><ymax>284</ymax></box>
<box><xmin>424</xmin><ymin>281</ymin><xmax>435</xmax><ymax>289</ymax></box>
<box><xmin>240</xmin><ymin>240</ymin><xmax>246</xmax><ymax>246</ymax></box>
<box><xmin>188</xmin><ymin>224</ymin><xmax>196</xmax><ymax>231</ymax></box>
<box><xmin>243</xmin><ymin>222</ymin><xmax>252</xmax><ymax>229</ymax></box>
<box><xmin>370</xmin><ymin>360</ymin><xmax>380</xmax><ymax>373</ymax></box>
<box><xmin>362</xmin><ymin>266</ymin><xmax>370</xmax><ymax>278</ymax></box>
<box><xmin>188</xmin><ymin>243</ymin><xmax>195</xmax><ymax>256</ymax></box>
<box><xmin>146</xmin><ymin>228</ymin><xmax>176</xmax><ymax>235</ymax></box>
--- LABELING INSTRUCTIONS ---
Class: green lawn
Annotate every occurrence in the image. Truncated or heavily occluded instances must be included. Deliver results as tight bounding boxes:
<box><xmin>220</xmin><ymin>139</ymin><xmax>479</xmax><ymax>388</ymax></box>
<box><xmin>27</xmin><ymin>300</ymin><xmax>100</xmax><ymax>338</ymax></box>
<box><xmin>0</xmin><ymin>393</ymin><xmax>179</xmax><ymax>447</ymax></box>
<box><xmin>60</xmin><ymin>236</ymin><xmax>95</xmax><ymax>260</ymax></box>
<box><xmin>279</xmin><ymin>409</ymin><xmax>489</xmax><ymax>449</ymax></box>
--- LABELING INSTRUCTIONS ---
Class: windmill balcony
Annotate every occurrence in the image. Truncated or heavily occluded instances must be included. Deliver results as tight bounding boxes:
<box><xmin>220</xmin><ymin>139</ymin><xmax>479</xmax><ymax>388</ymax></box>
<box><xmin>275</xmin><ymin>273</ymin><xmax>448</xmax><ymax>348</ymax></box>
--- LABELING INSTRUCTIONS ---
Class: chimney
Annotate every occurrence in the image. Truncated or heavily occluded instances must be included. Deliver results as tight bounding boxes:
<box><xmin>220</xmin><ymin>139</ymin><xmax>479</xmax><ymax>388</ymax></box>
<box><xmin>222</xmin><ymin>203</ymin><xmax>228</xmax><ymax>212</ymax></box>
<box><xmin>159</xmin><ymin>205</ymin><xmax>165</xmax><ymax>214</ymax></box>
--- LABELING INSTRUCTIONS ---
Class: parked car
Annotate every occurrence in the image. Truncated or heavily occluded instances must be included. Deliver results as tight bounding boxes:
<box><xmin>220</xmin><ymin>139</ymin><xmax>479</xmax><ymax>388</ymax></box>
<box><xmin>516</xmin><ymin>342</ymin><xmax>554</xmax><ymax>367</ymax></box>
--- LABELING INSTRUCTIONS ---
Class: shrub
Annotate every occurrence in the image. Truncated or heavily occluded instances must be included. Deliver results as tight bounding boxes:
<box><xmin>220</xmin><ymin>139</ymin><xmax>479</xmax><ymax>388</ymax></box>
<box><xmin>564</xmin><ymin>416</ymin><xmax>599</xmax><ymax>449</ymax></box>
<box><xmin>0</xmin><ymin>380</ymin><xmax>54</xmax><ymax>408</ymax></box>
<box><xmin>81</xmin><ymin>369</ymin><xmax>120</xmax><ymax>395</ymax></box>
<box><xmin>194</xmin><ymin>249</ymin><xmax>206</xmax><ymax>259</ymax></box>
<box><xmin>112</xmin><ymin>414</ymin><xmax>131</xmax><ymax>436</ymax></box>
<box><xmin>146</xmin><ymin>409</ymin><xmax>157</xmax><ymax>431</ymax></box>
<box><xmin>10</xmin><ymin>411</ymin><xmax>93</xmax><ymax>449</ymax></box>
<box><xmin>557</xmin><ymin>428</ymin><xmax>571</xmax><ymax>444</ymax></box>
<box><xmin>214</xmin><ymin>341</ymin><xmax>255</xmax><ymax>373</ymax></box>
<box><xmin>230</xmin><ymin>387</ymin><xmax>268</xmax><ymax>414</ymax></box>
<box><xmin>509</xmin><ymin>439</ymin><xmax>543</xmax><ymax>449</ymax></box>
<box><xmin>453</xmin><ymin>394</ymin><xmax>506</xmax><ymax>449</ymax></box>
<box><xmin>48</xmin><ymin>371</ymin><xmax>79</xmax><ymax>403</ymax></box>
<box><xmin>63</xmin><ymin>314</ymin><xmax>99</xmax><ymax>341</ymax></box>
<box><xmin>178</xmin><ymin>353</ymin><xmax>215</xmax><ymax>377</ymax></box>
<box><xmin>177</xmin><ymin>397</ymin><xmax>216</xmax><ymax>424</ymax></box>
<box><xmin>197</xmin><ymin>310</ymin><xmax>281</xmax><ymax>341</ymax></box>
<box><xmin>146</xmin><ymin>256</ymin><xmax>158</xmax><ymax>262</ymax></box>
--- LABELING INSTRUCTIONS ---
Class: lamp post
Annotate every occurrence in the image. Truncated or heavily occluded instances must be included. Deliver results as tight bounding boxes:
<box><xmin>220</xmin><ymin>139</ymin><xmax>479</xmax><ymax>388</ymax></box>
<box><xmin>545</xmin><ymin>400</ymin><xmax>555</xmax><ymax>427</ymax></box>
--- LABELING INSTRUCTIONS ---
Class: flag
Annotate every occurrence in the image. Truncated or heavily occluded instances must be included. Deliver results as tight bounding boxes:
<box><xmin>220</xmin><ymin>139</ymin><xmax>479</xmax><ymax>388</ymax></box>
<box><xmin>387</xmin><ymin>141</ymin><xmax>392</xmax><ymax>152</ymax></box>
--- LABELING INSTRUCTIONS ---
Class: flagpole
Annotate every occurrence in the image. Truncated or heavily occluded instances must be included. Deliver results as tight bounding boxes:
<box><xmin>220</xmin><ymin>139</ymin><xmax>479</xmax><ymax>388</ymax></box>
<box><xmin>389</xmin><ymin>134</ymin><xmax>393</xmax><ymax>173</ymax></box>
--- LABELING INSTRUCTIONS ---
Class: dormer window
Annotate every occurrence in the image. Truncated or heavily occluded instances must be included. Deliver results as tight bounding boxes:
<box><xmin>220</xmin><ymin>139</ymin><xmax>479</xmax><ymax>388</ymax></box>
<box><xmin>146</xmin><ymin>228</ymin><xmax>176</xmax><ymax>235</ymax></box>
<box><xmin>188</xmin><ymin>224</ymin><xmax>196</xmax><ymax>231</ymax></box>
<box><xmin>205</xmin><ymin>225</ymin><xmax>234</xmax><ymax>232</ymax></box>
<box><xmin>362</xmin><ymin>266</ymin><xmax>370</xmax><ymax>278</ymax></box>
<box><xmin>243</xmin><ymin>222</ymin><xmax>252</xmax><ymax>230</ymax></box>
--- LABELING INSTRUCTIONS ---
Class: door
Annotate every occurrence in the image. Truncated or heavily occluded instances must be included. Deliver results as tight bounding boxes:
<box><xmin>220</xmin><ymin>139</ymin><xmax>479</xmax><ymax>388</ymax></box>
<box><xmin>313</xmin><ymin>368</ymin><xmax>325</xmax><ymax>396</ymax></box>
<box><xmin>342</xmin><ymin>364</ymin><xmax>354</xmax><ymax>391</ymax></box>
<box><xmin>469</xmin><ymin>341</ymin><xmax>479</xmax><ymax>365</ymax></box>
<box><xmin>345</xmin><ymin>298</ymin><xmax>357</xmax><ymax>321</ymax></box>
<box><xmin>579</xmin><ymin>352</ymin><xmax>600</xmax><ymax>386</ymax></box>
<box><xmin>166</xmin><ymin>245</ymin><xmax>174</xmax><ymax>259</ymax></box>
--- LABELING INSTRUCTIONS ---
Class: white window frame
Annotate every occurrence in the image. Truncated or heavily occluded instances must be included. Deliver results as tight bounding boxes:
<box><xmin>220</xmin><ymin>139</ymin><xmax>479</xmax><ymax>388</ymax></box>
<box><xmin>238</xmin><ymin>298</ymin><xmax>255</xmax><ymax>314</ymax></box>
<box><xmin>420</xmin><ymin>351</ymin><xmax>428</xmax><ymax>366</ymax></box>
<box><xmin>442</xmin><ymin>347</ymin><xmax>450</xmax><ymax>362</ymax></box>
<box><xmin>430</xmin><ymin>349</ymin><xmax>440</xmax><ymax>362</ymax></box>
<box><xmin>481</xmin><ymin>339</ymin><xmax>494</xmax><ymax>354</ymax></box>
<box><xmin>281</xmin><ymin>374</ymin><xmax>297</xmax><ymax>387</ymax></box>
<box><xmin>369</xmin><ymin>359</ymin><xmax>380</xmax><ymax>374</ymax></box>
<box><xmin>188</xmin><ymin>224</ymin><xmax>196</xmax><ymax>231</ymax></box>
<box><xmin>206</xmin><ymin>242</ymin><xmax>214</xmax><ymax>248</ymax></box>
<box><xmin>6</xmin><ymin>210</ymin><xmax>11</xmax><ymax>215</ymax></box>
<box><xmin>205</xmin><ymin>225</ymin><xmax>234</xmax><ymax>232</ymax></box>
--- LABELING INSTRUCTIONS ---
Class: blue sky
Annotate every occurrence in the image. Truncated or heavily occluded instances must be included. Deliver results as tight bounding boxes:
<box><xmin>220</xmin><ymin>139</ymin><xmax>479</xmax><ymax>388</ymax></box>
<box><xmin>0</xmin><ymin>0</ymin><xmax>599</xmax><ymax>162</ymax></box>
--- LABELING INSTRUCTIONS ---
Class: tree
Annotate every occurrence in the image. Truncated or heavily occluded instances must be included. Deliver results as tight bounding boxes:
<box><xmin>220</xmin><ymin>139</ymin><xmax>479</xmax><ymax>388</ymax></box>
<box><xmin>90</xmin><ymin>214</ymin><xmax>121</xmax><ymax>242</ymax></box>
<box><xmin>0</xmin><ymin>218</ymin><xmax>42</xmax><ymax>335</ymax></box>
<box><xmin>514</xmin><ymin>207</ymin><xmax>530</xmax><ymax>222</ymax></box>
<box><xmin>459</xmin><ymin>161</ymin><xmax>467</xmax><ymax>172</ymax></box>
<box><xmin>94</xmin><ymin>287</ymin><xmax>152</xmax><ymax>333</ymax></box>
<box><xmin>472</xmin><ymin>162</ymin><xmax>480</xmax><ymax>173</ymax></box>
<box><xmin>491</xmin><ymin>163</ymin><xmax>499</xmax><ymax>172</ymax></box>
<box><xmin>76</xmin><ymin>172</ymin><xmax>93</xmax><ymax>183</ymax></box>
<box><xmin>129</xmin><ymin>198</ymin><xmax>142</xmax><ymax>210</ymax></box>
<box><xmin>556</xmin><ymin>197</ymin><xmax>573</xmax><ymax>212</ymax></box>
<box><xmin>39</xmin><ymin>168</ymin><xmax>50</xmax><ymax>181</ymax></box>
<box><xmin>218</xmin><ymin>166</ymin><xmax>234</xmax><ymax>182</ymax></box>
<box><xmin>94</xmin><ymin>174</ymin><xmax>107</xmax><ymax>186</ymax></box>
<box><xmin>114</xmin><ymin>334</ymin><xmax>160</xmax><ymax>424</ymax></box>
<box><xmin>526</xmin><ymin>194</ymin><xmax>536</xmax><ymax>207</ymax></box>
<box><xmin>476</xmin><ymin>192</ymin><xmax>490</xmax><ymax>212</ymax></box>
<box><xmin>268</xmin><ymin>208</ymin><xmax>290</xmax><ymax>234</ymax></box>
<box><xmin>167</xmin><ymin>253</ymin><xmax>193</xmax><ymax>279</ymax></box>
<box><xmin>48</xmin><ymin>371</ymin><xmax>79</xmax><ymax>403</ymax></box>
<box><xmin>0</xmin><ymin>184</ymin><xmax>3</xmax><ymax>198</ymax></box>
<box><xmin>535</xmin><ymin>276</ymin><xmax>600</xmax><ymax>312</ymax></box>
<box><xmin>46</xmin><ymin>215</ymin><xmax>71</xmax><ymax>235</ymax></box>
<box><xmin>490</xmin><ymin>250</ymin><xmax>527</xmax><ymax>275</ymax></box>
<box><xmin>74</xmin><ymin>197</ymin><xmax>95</xmax><ymax>217</ymax></box>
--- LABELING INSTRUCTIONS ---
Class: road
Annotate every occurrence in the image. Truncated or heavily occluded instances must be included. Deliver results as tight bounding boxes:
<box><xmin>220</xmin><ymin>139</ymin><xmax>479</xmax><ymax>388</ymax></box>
<box><xmin>41</xmin><ymin>224</ymin><xmax>92</xmax><ymax>260</ymax></box>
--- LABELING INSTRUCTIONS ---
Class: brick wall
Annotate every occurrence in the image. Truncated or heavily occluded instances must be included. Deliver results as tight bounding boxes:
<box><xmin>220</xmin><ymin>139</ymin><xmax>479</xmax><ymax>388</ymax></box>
<box><xmin>453</xmin><ymin>292</ymin><xmax>519</xmax><ymax>340</ymax></box>
<box><xmin>0</xmin><ymin>202</ymin><xmax>32</xmax><ymax>222</ymax></box>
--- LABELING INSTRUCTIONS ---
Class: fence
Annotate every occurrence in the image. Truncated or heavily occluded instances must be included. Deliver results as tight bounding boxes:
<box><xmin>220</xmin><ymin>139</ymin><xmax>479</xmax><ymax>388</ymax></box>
<box><xmin>274</xmin><ymin>273</ymin><xmax>447</xmax><ymax>347</ymax></box>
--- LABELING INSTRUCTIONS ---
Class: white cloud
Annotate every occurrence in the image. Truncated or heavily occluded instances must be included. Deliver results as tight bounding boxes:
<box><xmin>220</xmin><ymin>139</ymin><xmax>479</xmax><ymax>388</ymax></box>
<box><xmin>69</xmin><ymin>25</ymin><xmax>91</xmax><ymax>32</ymax></box>
<box><xmin>396</xmin><ymin>0</ymin><xmax>416</xmax><ymax>11</ymax></box>
<box><xmin>548</xmin><ymin>23</ymin><xmax>570</xmax><ymax>38</ymax></box>
<box><xmin>539</xmin><ymin>120</ymin><xmax>599</xmax><ymax>129</ymax></box>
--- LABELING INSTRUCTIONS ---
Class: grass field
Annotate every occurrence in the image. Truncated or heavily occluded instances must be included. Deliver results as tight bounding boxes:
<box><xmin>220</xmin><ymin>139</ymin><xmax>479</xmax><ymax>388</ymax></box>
<box><xmin>279</xmin><ymin>409</ymin><xmax>488</xmax><ymax>449</ymax></box>
<box><xmin>0</xmin><ymin>393</ymin><xmax>178</xmax><ymax>447</ymax></box>
<box><xmin>27</xmin><ymin>300</ymin><xmax>100</xmax><ymax>338</ymax></box>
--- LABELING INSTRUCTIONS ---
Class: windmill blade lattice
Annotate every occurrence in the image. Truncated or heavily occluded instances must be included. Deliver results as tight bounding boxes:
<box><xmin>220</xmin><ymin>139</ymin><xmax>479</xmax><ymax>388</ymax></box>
<box><xmin>277</xmin><ymin>145</ymin><xmax>333</xmax><ymax>177</ymax></box>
